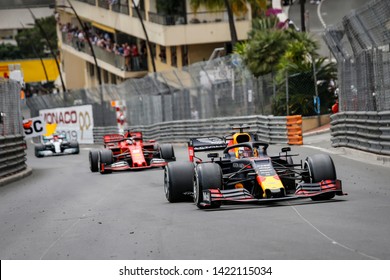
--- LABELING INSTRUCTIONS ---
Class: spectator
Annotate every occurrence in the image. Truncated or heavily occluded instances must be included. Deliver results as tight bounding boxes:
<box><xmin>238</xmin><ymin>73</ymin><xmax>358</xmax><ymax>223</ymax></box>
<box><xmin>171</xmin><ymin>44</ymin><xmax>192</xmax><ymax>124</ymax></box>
<box><xmin>331</xmin><ymin>97</ymin><xmax>339</xmax><ymax>114</ymax></box>
<box><xmin>131</xmin><ymin>43</ymin><xmax>140</xmax><ymax>70</ymax></box>
<box><xmin>123</xmin><ymin>43</ymin><xmax>131</xmax><ymax>71</ymax></box>
<box><xmin>77</xmin><ymin>31</ymin><xmax>85</xmax><ymax>50</ymax></box>
<box><xmin>191</xmin><ymin>107</ymin><xmax>199</xmax><ymax>120</ymax></box>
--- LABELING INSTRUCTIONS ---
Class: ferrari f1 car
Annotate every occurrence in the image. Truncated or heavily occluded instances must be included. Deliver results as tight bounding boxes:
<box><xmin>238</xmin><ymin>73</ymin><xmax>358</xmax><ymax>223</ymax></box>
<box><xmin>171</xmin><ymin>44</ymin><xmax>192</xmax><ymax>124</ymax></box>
<box><xmin>164</xmin><ymin>130</ymin><xmax>344</xmax><ymax>209</ymax></box>
<box><xmin>89</xmin><ymin>130</ymin><xmax>175</xmax><ymax>174</ymax></box>
<box><xmin>35</xmin><ymin>132</ymin><xmax>79</xmax><ymax>157</ymax></box>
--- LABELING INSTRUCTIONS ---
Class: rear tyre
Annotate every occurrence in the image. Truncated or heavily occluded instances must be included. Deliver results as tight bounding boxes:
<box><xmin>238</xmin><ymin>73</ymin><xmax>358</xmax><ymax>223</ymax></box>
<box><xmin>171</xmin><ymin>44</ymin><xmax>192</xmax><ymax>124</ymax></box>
<box><xmin>194</xmin><ymin>163</ymin><xmax>222</xmax><ymax>209</ymax></box>
<box><xmin>99</xmin><ymin>149</ymin><xmax>113</xmax><ymax>174</ymax></box>
<box><xmin>160</xmin><ymin>144</ymin><xmax>176</xmax><ymax>161</ymax></box>
<box><xmin>305</xmin><ymin>154</ymin><xmax>336</xmax><ymax>200</ymax></box>
<box><xmin>89</xmin><ymin>150</ymin><xmax>99</xmax><ymax>172</ymax></box>
<box><xmin>164</xmin><ymin>161</ymin><xmax>194</xmax><ymax>202</ymax></box>
<box><xmin>34</xmin><ymin>144</ymin><xmax>45</xmax><ymax>158</ymax></box>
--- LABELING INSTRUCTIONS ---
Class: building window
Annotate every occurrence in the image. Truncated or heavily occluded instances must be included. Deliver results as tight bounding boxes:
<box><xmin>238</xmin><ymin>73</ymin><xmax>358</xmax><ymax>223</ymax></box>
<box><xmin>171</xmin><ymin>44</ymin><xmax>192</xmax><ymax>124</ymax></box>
<box><xmin>103</xmin><ymin>69</ymin><xmax>109</xmax><ymax>83</ymax></box>
<box><xmin>159</xmin><ymin>46</ymin><xmax>166</xmax><ymax>63</ymax></box>
<box><xmin>171</xmin><ymin>46</ymin><xmax>177</xmax><ymax>67</ymax></box>
<box><xmin>88</xmin><ymin>62</ymin><xmax>95</xmax><ymax>77</ymax></box>
<box><xmin>150</xmin><ymin>43</ymin><xmax>156</xmax><ymax>58</ymax></box>
<box><xmin>181</xmin><ymin>45</ymin><xmax>188</xmax><ymax>67</ymax></box>
<box><xmin>111</xmin><ymin>73</ymin><xmax>117</xmax><ymax>84</ymax></box>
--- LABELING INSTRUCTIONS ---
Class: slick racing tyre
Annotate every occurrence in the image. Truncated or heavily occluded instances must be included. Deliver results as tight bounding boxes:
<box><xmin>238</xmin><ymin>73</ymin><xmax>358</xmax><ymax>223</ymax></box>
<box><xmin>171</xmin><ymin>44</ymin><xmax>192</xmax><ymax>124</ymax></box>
<box><xmin>34</xmin><ymin>144</ymin><xmax>45</xmax><ymax>158</ymax></box>
<box><xmin>194</xmin><ymin>163</ymin><xmax>222</xmax><ymax>209</ymax></box>
<box><xmin>304</xmin><ymin>154</ymin><xmax>336</xmax><ymax>201</ymax></box>
<box><xmin>99</xmin><ymin>149</ymin><xmax>113</xmax><ymax>174</ymax></box>
<box><xmin>89</xmin><ymin>150</ymin><xmax>99</xmax><ymax>172</ymax></box>
<box><xmin>69</xmin><ymin>141</ymin><xmax>80</xmax><ymax>154</ymax></box>
<box><xmin>160</xmin><ymin>144</ymin><xmax>176</xmax><ymax>161</ymax></box>
<box><xmin>164</xmin><ymin>161</ymin><xmax>194</xmax><ymax>202</ymax></box>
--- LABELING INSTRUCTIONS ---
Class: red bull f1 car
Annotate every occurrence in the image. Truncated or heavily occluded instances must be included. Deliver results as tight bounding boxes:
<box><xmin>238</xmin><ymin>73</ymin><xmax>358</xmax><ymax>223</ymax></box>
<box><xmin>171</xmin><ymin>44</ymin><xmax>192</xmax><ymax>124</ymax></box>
<box><xmin>89</xmin><ymin>130</ymin><xmax>175</xmax><ymax>174</ymax></box>
<box><xmin>164</xmin><ymin>128</ymin><xmax>345</xmax><ymax>209</ymax></box>
<box><xmin>35</xmin><ymin>132</ymin><xmax>79</xmax><ymax>157</ymax></box>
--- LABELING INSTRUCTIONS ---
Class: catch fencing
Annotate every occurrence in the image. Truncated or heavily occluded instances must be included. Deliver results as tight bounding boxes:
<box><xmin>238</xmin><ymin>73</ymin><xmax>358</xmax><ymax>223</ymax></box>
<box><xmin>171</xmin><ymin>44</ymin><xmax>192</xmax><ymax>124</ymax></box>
<box><xmin>0</xmin><ymin>78</ymin><xmax>27</xmax><ymax>183</ymax></box>
<box><xmin>323</xmin><ymin>0</ymin><xmax>390</xmax><ymax>112</ymax></box>
<box><xmin>26</xmin><ymin>55</ymin><xmax>276</xmax><ymax>127</ymax></box>
<box><xmin>323</xmin><ymin>0</ymin><xmax>390</xmax><ymax>155</ymax></box>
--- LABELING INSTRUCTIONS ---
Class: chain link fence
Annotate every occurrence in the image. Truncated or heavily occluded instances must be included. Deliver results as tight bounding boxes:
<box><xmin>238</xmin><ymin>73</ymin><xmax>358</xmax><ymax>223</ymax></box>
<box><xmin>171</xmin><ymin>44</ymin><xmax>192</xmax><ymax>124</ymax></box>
<box><xmin>0</xmin><ymin>78</ymin><xmax>23</xmax><ymax>136</ymax></box>
<box><xmin>323</xmin><ymin>0</ymin><xmax>390</xmax><ymax>112</ymax></box>
<box><xmin>27</xmin><ymin>55</ymin><xmax>279</xmax><ymax>127</ymax></box>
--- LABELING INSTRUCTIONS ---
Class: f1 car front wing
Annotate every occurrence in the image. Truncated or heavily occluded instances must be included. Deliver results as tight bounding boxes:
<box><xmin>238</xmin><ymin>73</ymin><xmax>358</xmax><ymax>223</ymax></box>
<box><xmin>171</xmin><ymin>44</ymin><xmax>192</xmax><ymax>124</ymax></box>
<box><xmin>200</xmin><ymin>179</ymin><xmax>344</xmax><ymax>207</ymax></box>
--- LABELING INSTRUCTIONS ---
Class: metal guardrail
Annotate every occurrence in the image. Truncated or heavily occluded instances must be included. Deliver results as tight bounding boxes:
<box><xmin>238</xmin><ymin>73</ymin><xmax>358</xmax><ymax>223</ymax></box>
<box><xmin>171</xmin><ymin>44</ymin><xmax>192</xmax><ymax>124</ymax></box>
<box><xmin>0</xmin><ymin>134</ymin><xmax>27</xmax><ymax>180</ymax></box>
<box><xmin>330</xmin><ymin>111</ymin><xmax>390</xmax><ymax>155</ymax></box>
<box><xmin>92</xmin><ymin>115</ymin><xmax>303</xmax><ymax>145</ymax></box>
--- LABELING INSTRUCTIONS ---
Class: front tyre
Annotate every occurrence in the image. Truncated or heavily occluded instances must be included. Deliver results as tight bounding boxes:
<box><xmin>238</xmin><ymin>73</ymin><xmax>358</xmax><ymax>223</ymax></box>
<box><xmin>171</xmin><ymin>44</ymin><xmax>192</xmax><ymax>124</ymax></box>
<box><xmin>69</xmin><ymin>141</ymin><xmax>80</xmax><ymax>154</ymax></box>
<box><xmin>305</xmin><ymin>154</ymin><xmax>336</xmax><ymax>201</ymax></box>
<box><xmin>164</xmin><ymin>161</ymin><xmax>194</xmax><ymax>202</ymax></box>
<box><xmin>89</xmin><ymin>150</ymin><xmax>99</xmax><ymax>172</ymax></box>
<box><xmin>99</xmin><ymin>149</ymin><xmax>113</xmax><ymax>174</ymax></box>
<box><xmin>194</xmin><ymin>163</ymin><xmax>222</xmax><ymax>209</ymax></box>
<box><xmin>34</xmin><ymin>144</ymin><xmax>45</xmax><ymax>158</ymax></box>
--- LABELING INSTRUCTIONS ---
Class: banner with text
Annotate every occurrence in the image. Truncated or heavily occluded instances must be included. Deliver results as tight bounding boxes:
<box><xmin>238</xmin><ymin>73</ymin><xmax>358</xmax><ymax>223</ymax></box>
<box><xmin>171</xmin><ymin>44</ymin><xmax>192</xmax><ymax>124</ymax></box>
<box><xmin>39</xmin><ymin>105</ymin><xmax>94</xmax><ymax>144</ymax></box>
<box><xmin>23</xmin><ymin>116</ymin><xmax>46</xmax><ymax>138</ymax></box>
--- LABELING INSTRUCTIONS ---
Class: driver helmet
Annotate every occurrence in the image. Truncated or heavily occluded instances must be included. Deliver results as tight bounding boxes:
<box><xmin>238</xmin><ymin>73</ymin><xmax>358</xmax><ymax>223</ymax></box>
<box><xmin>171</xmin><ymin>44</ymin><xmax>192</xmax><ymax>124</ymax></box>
<box><xmin>238</xmin><ymin>147</ymin><xmax>245</xmax><ymax>158</ymax></box>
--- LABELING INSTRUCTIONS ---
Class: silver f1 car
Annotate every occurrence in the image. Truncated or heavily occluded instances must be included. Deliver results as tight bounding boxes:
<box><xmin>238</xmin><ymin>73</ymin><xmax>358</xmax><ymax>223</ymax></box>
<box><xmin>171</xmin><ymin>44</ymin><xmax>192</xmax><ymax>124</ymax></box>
<box><xmin>34</xmin><ymin>132</ymin><xmax>80</xmax><ymax>157</ymax></box>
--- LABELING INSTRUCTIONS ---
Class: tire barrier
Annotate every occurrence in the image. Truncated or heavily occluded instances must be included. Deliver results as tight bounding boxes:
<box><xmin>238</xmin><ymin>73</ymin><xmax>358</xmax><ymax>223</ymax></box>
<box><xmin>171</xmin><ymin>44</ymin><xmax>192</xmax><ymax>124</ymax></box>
<box><xmin>286</xmin><ymin>115</ymin><xmax>303</xmax><ymax>145</ymax></box>
<box><xmin>93</xmin><ymin>115</ymin><xmax>303</xmax><ymax>145</ymax></box>
<box><xmin>330</xmin><ymin>111</ymin><xmax>390</xmax><ymax>155</ymax></box>
<box><xmin>0</xmin><ymin>134</ymin><xmax>27</xmax><ymax>180</ymax></box>
<box><xmin>0</xmin><ymin>78</ymin><xmax>28</xmax><ymax>186</ymax></box>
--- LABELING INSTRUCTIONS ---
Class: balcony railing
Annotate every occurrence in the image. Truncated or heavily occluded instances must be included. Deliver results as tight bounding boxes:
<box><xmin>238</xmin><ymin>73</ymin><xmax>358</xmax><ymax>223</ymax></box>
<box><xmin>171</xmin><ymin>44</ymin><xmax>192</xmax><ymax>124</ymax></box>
<box><xmin>61</xmin><ymin>32</ymin><xmax>148</xmax><ymax>72</ymax></box>
<box><xmin>97</xmin><ymin>0</ymin><xmax>109</xmax><ymax>9</ymax></box>
<box><xmin>148</xmin><ymin>10</ymin><xmax>249</xmax><ymax>26</ymax></box>
<box><xmin>132</xmin><ymin>8</ymin><xmax>146</xmax><ymax>20</ymax></box>
<box><xmin>112</xmin><ymin>1</ymin><xmax>130</xmax><ymax>15</ymax></box>
<box><xmin>148</xmin><ymin>12</ymin><xmax>184</xmax><ymax>25</ymax></box>
<box><xmin>75</xmin><ymin>0</ymin><xmax>96</xmax><ymax>5</ymax></box>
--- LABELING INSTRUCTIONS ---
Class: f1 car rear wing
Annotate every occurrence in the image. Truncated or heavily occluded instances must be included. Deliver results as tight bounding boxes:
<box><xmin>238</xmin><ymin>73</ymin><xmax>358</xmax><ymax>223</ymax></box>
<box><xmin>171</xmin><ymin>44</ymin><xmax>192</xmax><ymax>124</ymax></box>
<box><xmin>188</xmin><ymin>137</ymin><xmax>227</xmax><ymax>161</ymax></box>
<box><xmin>104</xmin><ymin>134</ymin><xmax>124</xmax><ymax>144</ymax></box>
<box><xmin>104</xmin><ymin>131</ymin><xmax>144</xmax><ymax>146</ymax></box>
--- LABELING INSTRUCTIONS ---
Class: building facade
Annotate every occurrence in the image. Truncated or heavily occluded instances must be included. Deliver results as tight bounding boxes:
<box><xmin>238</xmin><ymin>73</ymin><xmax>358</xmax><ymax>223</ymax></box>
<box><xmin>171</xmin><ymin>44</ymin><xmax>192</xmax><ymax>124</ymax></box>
<box><xmin>55</xmin><ymin>0</ymin><xmax>252</xmax><ymax>89</ymax></box>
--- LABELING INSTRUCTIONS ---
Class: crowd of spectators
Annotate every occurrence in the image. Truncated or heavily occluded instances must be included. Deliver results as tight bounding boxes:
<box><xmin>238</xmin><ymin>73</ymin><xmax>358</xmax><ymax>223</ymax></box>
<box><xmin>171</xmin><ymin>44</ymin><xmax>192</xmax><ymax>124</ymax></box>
<box><xmin>59</xmin><ymin>22</ymin><xmax>146</xmax><ymax>71</ymax></box>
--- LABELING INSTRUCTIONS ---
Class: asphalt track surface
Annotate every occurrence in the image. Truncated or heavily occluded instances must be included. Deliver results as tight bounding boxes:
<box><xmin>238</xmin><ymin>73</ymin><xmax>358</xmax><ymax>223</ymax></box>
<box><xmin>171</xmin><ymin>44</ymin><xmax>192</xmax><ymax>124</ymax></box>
<box><xmin>0</xmin><ymin>0</ymin><xmax>386</xmax><ymax>261</ymax></box>
<box><xmin>1</xmin><ymin>132</ymin><xmax>390</xmax><ymax>260</ymax></box>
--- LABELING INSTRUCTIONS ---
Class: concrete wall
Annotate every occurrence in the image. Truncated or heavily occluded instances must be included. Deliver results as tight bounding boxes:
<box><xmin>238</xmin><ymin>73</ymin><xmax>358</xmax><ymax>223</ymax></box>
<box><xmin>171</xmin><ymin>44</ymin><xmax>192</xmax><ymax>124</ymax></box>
<box><xmin>302</xmin><ymin>114</ymin><xmax>331</xmax><ymax>132</ymax></box>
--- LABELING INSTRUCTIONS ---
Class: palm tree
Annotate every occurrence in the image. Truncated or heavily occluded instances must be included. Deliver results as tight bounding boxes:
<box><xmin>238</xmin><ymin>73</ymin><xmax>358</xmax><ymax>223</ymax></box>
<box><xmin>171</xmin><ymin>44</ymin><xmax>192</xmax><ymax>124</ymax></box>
<box><xmin>243</xmin><ymin>29</ymin><xmax>289</xmax><ymax>77</ymax></box>
<box><xmin>273</xmin><ymin>31</ymin><xmax>337</xmax><ymax>116</ymax></box>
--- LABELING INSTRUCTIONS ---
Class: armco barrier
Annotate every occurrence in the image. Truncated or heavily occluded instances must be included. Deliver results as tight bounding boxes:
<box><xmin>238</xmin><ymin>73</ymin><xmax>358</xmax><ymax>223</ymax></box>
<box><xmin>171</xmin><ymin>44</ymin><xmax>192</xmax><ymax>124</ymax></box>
<box><xmin>330</xmin><ymin>111</ymin><xmax>390</xmax><ymax>155</ymax></box>
<box><xmin>0</xmin><ymin>134</ymin><xmax>27</xmax><ymax>180</ymax></box>
<box><xmin>93</xmin><ymin>115</ymin><xmax>303</xmax><ymax>145</ymax></box>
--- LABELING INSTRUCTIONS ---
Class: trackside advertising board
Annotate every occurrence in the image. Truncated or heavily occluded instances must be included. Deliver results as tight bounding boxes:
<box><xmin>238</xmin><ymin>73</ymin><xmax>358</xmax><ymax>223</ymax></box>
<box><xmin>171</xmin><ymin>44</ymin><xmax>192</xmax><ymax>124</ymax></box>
<box><xmin>23</xmin><ymin>116</ymin><xmax>46</xmax><ymax>138</ymax></box>
<box><xmin>39</xmin><ymin>105</ymin><xmax>94</xmax><ymax>144</ymax></box>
